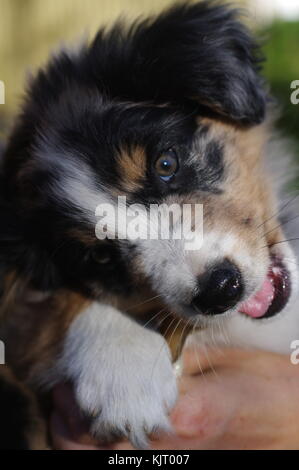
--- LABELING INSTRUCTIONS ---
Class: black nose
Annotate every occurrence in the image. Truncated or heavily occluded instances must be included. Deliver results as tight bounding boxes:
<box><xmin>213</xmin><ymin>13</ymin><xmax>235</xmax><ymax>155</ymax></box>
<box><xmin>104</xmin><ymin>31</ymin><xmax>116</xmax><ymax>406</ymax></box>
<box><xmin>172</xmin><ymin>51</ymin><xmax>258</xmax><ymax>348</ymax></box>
<box><xmin>192</xmin><ymin>260</ymin><xmax>243</xmax><ymax>315</ymax></box>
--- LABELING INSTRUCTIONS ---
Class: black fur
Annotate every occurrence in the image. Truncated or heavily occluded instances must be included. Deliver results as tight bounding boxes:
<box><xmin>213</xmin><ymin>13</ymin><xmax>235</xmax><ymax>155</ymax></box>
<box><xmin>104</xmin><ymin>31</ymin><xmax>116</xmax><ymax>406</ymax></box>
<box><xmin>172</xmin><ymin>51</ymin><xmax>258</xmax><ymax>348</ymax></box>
<box><xmin>0</xmin><ymin>1</ymin><xmax>266</xmax><ymax>297</ymax></box>
<box><xmin>10</xmin><ymin>1</ymin><xmax>265</xmax><ymax>127</ymax></box>
<box><xmin>0</xmin><ymin>368</ymin><xmax>44</xmax><ymax>450</ymax></box>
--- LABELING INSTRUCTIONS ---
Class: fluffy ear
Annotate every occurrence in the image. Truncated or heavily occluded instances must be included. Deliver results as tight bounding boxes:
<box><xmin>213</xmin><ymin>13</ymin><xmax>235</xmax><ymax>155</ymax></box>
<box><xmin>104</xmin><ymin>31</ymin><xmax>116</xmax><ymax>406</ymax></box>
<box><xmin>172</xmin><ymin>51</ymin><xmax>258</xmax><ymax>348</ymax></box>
<box><xmin>134</xmin><ymin>1</ymin><xmax>266</xmax><ymax>124</ymax></box>
<box><xmin>90</xmin><ymin>1</ymin><xmax>266</xmax><ymax>124</ymax></box>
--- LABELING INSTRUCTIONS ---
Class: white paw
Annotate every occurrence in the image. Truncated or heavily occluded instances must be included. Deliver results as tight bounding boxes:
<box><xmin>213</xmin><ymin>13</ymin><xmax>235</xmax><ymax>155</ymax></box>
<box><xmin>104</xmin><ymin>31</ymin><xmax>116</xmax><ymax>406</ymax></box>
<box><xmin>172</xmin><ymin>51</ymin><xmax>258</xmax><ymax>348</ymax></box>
<box><xmin>58</xmin><ymin>304</ymin><xmax>178</xmax><ymax>448</ymax></box>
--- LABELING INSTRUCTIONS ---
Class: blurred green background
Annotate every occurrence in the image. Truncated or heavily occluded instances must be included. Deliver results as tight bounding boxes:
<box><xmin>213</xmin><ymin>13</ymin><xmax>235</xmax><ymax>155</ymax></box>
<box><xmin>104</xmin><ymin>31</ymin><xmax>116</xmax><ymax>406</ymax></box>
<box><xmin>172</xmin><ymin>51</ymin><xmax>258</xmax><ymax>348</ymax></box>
<box><xmin>0</xmin><ymin>0</ymin><xmax>298</xmax><ymax>155</ymax></box>
<box><xmin>263</xmin><ymin>20</ymin><xmax>299</xmax><ymax>154</ymax></box>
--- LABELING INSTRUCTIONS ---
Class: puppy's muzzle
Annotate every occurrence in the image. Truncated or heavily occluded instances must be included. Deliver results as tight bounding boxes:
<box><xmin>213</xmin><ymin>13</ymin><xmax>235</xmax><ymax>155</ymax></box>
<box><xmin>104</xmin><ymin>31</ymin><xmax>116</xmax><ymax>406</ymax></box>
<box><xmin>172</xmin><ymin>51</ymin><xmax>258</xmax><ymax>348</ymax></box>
<box><xmin>191</xmin><ymin>260</ymin><xmax>243</xmax><ymax>316</ymax></box>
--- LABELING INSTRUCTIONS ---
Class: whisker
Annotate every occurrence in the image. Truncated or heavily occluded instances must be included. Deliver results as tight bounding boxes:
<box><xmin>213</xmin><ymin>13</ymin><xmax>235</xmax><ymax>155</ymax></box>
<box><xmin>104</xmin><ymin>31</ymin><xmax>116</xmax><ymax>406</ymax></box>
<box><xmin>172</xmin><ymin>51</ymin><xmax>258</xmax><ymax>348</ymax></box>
<box><xmin>210</xmin><ymin>320</ymin><xmax>218</xmax><ymax>348</ymax></box>
<box><xmin>142</xmin><ymin>307</ymin><xmax>167</xmax><ymax>328</ymax></box>
<box><xmin>261</xmin><ymin>214</ymin><xmax>299</xmax><ymax>240</ymax></box>
<box><xmin>202</xmin><ymin>342</ymin><xmax>219</xmax><ymax>379</ymax></box>
<box><xmin>282</xmin><ymin>257</ymin><xmax>299</xmax><ymax>268</ymax></box>
<box><xmin>256</xmin><ymin>193</ymin><xmax>299</xmax><ymax>230</ymax></box>
<box><xmin>260</xmin><ymin>238</ymin><xmax>299</xmax><ymax>249</ymax></box>
<box><xmin>150</xmin><ymin>316</ymin><xmax>178</xmax><ymax>381</ymax></box>
<box><xmin>178</xmin><ymin>317</ymin><xmax>192</xmax><ymax>356</ymax></box>
<box><xmin>167</xmin><ymin>318</ymin><xmax>184</xmax><ymax>354</ymax></box>
<box><xmin>127</xmin><ymin>293</ymin><xmax>163</xmax><ymax>312</ymax></box>
<box><xmin>169</xmin><ymin>317</ymin><xmax>193</xmax><ymax>378</ymax></box>
<box><xmin>191</xmin><ymin>318</ymin><xmax>207</xmax><ymax>380</ymax></box>
<box><xmin>219</xmin><ymin>316</ymin><xmax>230</xmax><ymax>346</ymax></box>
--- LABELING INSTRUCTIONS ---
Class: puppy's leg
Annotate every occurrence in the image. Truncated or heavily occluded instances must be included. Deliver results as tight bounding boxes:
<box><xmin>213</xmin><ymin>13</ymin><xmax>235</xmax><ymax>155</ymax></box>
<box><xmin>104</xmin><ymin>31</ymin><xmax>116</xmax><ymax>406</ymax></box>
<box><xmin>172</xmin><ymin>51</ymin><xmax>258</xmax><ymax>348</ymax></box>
<box><xmin>54</xmin><ymin>302</ymin><xmax>177</xmax><ymax>448</ymax></box>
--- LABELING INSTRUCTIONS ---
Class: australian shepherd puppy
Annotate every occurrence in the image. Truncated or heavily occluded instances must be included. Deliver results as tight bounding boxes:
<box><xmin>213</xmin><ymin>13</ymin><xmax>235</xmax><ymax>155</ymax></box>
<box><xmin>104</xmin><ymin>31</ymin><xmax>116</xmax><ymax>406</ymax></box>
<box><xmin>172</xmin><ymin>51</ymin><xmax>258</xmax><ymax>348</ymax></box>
<box><xmin>0</xmin><ymin>1</ymin><xmax>299</xmax><ymax>449</ymax></box>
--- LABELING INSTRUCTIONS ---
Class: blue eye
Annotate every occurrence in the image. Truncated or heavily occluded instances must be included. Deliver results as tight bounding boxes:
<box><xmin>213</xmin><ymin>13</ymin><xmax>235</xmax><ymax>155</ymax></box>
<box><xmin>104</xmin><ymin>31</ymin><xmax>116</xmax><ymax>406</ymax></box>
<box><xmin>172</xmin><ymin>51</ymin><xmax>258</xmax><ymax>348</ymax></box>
<box><xmin>155</xmin><ymin>150</ymin><xmax>179</xmax><ymax>182</ymax></box>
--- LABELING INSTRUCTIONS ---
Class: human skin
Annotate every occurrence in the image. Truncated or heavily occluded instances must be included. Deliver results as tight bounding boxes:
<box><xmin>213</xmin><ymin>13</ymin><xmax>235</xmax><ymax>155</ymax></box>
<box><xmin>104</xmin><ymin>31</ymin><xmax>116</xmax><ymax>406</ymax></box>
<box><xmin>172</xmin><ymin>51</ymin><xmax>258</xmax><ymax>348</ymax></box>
<box><xmin>50</xmin><ymin>348</ymin><xmax>299</xmax><ymax>450</ymax></box>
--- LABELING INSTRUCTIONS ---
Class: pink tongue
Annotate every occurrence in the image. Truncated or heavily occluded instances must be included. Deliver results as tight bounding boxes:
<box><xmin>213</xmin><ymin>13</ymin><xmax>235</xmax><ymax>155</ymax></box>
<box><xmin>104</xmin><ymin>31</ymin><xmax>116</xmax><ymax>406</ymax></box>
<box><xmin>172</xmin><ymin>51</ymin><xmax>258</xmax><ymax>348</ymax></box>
<box><xmin>238</xmin><ymin>277</ymin><xmax>275</xmax><ymax>318</ymax></box>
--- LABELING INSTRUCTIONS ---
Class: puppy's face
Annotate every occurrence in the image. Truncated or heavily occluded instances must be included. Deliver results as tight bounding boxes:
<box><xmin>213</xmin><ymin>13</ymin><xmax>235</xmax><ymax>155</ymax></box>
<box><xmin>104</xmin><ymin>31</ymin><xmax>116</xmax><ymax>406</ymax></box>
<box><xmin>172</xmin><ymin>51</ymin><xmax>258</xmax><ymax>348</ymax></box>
<box><xmin>2</xmin><ymin>2</ymin><xmax>298</xmax><ymax>325</ymax></box>
<box><xmin>128</xmin><ymin>119</ymin><xmax>298</xmax><ymax>324</ymax></box>
<box><xmin>4</xmin><ymin>98</ymin><xmax>297</xmax><ymax>326</ymax></box>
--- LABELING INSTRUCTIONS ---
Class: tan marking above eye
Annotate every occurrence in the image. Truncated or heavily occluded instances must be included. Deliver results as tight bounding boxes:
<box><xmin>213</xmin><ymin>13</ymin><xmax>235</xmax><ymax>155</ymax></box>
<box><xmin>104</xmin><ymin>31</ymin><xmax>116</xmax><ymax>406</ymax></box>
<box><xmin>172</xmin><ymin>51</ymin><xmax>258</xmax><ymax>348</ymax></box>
<box><xmin>117</xmin><ymin>146</ymin><xmax>147</xmax><ymax>193</ymax></box>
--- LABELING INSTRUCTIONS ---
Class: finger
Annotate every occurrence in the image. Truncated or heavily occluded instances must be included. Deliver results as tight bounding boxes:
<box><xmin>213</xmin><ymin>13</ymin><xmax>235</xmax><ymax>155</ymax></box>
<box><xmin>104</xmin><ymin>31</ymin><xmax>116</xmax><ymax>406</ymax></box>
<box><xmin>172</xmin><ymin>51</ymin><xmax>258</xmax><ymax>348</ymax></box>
<box><xmin>181</xmin><ymin>347</ymin><xmax>225</xmax><ymax>375</ymax></box>
<box><xmin>182</xmin><ymin>346</ymin><xmax>255</xmax><ymax>375</ymax></box>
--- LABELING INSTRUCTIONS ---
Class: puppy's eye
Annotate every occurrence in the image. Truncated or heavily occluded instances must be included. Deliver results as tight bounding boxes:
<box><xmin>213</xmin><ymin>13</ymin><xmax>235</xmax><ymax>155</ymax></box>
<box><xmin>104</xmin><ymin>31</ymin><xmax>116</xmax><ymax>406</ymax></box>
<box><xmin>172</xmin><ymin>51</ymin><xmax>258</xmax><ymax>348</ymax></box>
<box><xmin>155</xmin><ymin>149</ymin><xmax>179</xmax><ymax>182</ymax></box>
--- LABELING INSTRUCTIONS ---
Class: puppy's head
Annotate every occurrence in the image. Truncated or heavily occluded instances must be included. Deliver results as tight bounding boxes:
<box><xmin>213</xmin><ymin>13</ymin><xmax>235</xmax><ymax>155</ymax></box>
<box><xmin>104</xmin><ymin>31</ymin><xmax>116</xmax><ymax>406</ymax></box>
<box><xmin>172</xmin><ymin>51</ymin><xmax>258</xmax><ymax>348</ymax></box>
<box><xmin>1</xmin><ymin>2</ymin><xmax>297</xmax><ymax>325</ymax></box>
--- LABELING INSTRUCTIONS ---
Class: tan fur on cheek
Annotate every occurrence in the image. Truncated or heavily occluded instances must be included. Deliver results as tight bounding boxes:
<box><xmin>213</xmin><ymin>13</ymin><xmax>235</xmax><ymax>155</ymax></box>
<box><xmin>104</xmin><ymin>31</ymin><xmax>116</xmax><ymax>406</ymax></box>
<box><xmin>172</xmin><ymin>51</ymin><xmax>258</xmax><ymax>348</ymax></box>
<box><xmin>194</xmin><ymin>119</ymin><xmax>277</xmax><ymax>259</ymax></box>
<box><xmin>117</xmin><ymin>146</ymin><xmax>147</xmax><ymax>193</ymax></box>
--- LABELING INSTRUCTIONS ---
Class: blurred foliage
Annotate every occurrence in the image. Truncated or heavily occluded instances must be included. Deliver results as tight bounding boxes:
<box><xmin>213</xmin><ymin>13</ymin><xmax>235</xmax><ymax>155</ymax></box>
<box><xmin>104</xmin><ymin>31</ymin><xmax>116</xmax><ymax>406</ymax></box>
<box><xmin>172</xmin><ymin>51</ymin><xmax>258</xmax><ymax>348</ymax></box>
<box><xmin>262</xmin><ymin>21</ymin><xmax>299</xmax><ymax>155</ymax></box>
<box><xmin>0</xmin><ymin>0</ymin><xmax>199</xmax><ymax>114</ymax></box>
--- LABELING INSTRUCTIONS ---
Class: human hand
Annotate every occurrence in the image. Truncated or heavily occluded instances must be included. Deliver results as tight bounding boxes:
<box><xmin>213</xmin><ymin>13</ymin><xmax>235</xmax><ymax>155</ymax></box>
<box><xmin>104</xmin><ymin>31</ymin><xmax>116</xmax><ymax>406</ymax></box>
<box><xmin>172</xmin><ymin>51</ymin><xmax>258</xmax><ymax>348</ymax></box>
<box><xmin>50</xmin><ymin>347</ymin><xmax>299</xmax><ymax>450</ymax></box>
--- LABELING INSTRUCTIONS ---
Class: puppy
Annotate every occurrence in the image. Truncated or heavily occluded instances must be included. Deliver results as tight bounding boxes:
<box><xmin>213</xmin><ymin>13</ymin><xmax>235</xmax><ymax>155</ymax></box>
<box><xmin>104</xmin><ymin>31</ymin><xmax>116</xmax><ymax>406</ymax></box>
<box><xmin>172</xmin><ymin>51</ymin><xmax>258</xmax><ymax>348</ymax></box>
<box><xmin>0</xmin><ymin>1</ymin><xmax>299</xmax><ymax>449</ymax></box>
